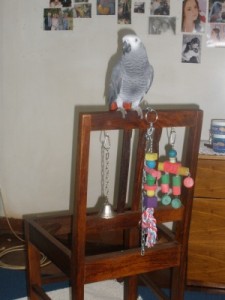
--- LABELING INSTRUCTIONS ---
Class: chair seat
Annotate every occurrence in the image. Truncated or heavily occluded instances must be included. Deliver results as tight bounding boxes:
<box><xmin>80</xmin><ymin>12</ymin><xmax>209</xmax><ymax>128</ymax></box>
<box><xmin>25</xmin><ymin>204</ymin><xmax>184</xmax><ymax>283</ymax></box>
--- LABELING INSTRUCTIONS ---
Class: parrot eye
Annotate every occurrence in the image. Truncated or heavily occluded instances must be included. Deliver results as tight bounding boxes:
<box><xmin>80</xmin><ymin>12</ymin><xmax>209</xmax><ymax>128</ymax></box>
<box><xmin>135</xmin><ymin>38</ymin><xmax>138</xmax><ymax>42</ymax></box>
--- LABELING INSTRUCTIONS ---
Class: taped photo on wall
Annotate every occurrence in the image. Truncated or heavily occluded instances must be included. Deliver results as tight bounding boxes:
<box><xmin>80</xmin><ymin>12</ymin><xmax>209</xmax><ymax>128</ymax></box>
<box><xmin>181</xmin><ymin>34</ymin><xmax>202</xmax><ymax>63</ymax></box>
<box><xmin>206</xmin><ymin>23</ymin><xmax>225</xmax><ymax>47</ymax></box>
<box><xmin>149</xmin><ymin>16</ymin><xmax>176</xmax><ymax>35</ymax></box>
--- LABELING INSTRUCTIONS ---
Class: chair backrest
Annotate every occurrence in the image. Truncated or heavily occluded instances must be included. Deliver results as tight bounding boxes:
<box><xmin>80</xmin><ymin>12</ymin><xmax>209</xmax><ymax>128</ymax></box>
<box><xmin>71</xmin><ymin>108</ymin><xmax>203</xmax><ymax>295</ymax></box>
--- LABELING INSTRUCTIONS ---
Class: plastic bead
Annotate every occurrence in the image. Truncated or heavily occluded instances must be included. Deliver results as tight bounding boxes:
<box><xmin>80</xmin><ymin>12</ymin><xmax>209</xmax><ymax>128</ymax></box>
<box><xmin>171</xmin><ymin>198</ymin><xmax>182</xmax><ymax>209</ymax></box>
<box><xmin>143</xmin><ymin>184</ymin><xmax>157</xmax><ymax>191</ymax></box>
<box><xmin>172</xmin><ymin>186</ymin><xmax>181</xmax><ymax>196</ymax></box>
<box><xmin>161</xmin><ymin>183</ymin><xmax>169</xmax><ymax>194</ymax></box>
<box><xmin>144</xmin><ymin>196</ymin><xmax>158</xmax><ymax>208</ymax></box>
<box><xmin>146</xmin><ymin>160</ymin><xmax>156</xmax><ymax>169</ymax></box>
<box><xmin>146</xmin><ymin>174</ymin><xmax>155</xmax><ymax>186</ymax></box>
<box><xmin>172</xmin><ymin>175</ymin><xmax>181</xmax><ymax>186</ymax></box>
<box><xmin>145</xmin><ymin>167</ymin><xmax>161</xmax><ymax>179</ymax></box>
<box><xmin>145</xmin><ymin>153</ymin><xmax>158</xmax><ymax>161</ymax></box>
<box><xmin>158</xmin><ymin>161</ymin><xmax>181</xmax><ymax>174</ymax></box>
<box><xmin>168</xmin><ymin>149</ymin><xmax>177</xmax><ymax>158</ymax></box>
<box><xmin>178</xmin><ymin>166</ymin><xmax>190</xmax><ymax>176</ymax></box>
<box><xmin>147</xmin><ymin>190</ymin><xmax>155</xmax><ymax>197</ymax></box>
<box><xmin>161</xmin><ymin>173</ymin><xmax>169</xmax><ymax>184</ymax></box>
<box><xmin>183</xmin><ymin>176</ymin><xmax>194</xmax><ymax>188</ymax></box>
<box><xmin>162</xmin><ymin>194</ymin><xmax>171</xmax><ymax>205</ymax></box>
<box><xmin>158</xmin><ymin>161</ymin><xmax>189</xmax><ymax>176</ymax></box>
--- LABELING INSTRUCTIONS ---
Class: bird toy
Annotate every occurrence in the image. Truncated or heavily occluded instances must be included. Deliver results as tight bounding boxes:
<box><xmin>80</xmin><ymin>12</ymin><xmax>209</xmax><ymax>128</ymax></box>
<box><xmin>141</xmin><ymin>116</ymin><xmax>195</xmax><ymax>255</ymax></box>
<box><xmin>141</xmin><ymin>109</ymin><xmax>158</xmax><ymax>255</ymax></box>
<box><xmin>158</xmin><ymin>127</ymin><xmax>194</xmax><ymax>209</ymax></box>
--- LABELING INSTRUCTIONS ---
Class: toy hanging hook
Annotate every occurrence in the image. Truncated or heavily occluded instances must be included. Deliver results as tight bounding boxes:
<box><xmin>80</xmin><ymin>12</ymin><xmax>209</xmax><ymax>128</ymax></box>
<box><xmin>169</xmin><ymin>127</ymin><xmax>176</xmax><ymax>148</ymax></box>
<box><xmin>144</xmin><ymin>107</ymin><xmax>158</xmax><ymax>125</ymax></box>
<box><xmin>144</xmin><ymin>108</ymin><xmax>158</xmax><ymax>152</ymax></box>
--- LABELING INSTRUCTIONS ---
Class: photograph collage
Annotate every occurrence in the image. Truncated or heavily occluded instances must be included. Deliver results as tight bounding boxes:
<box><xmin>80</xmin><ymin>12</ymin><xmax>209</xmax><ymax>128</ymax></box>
<box><xmin>43</xmin><ymin>0</ymin><xmax>225</xmax><ymax>64</ymax></box>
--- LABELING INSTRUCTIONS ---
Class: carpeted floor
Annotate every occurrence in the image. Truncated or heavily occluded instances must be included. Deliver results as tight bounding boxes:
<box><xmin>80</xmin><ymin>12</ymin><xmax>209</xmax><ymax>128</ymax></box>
<box><xmin>1</xmin><ymin>268</ymin><xmax>225</xmax><ymax>300</ymax></box>
<box><xmin>0</xmin><ymin>268</ymin><xmax>69</xmax><ymax>300</ymax></box>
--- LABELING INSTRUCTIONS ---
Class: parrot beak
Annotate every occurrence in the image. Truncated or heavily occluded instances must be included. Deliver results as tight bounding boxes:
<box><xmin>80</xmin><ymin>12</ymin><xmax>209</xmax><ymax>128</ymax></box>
<box><xmin>123</xmin><ymin>40</ymin><xmax>131</xmax><ymax>54</ymax></box>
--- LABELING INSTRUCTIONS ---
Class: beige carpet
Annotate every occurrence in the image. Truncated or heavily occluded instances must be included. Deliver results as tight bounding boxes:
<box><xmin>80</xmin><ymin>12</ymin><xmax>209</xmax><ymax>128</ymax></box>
<box><xmin>17</xmin><ymin>280</ymin><xmax>143</xmax><ymax>300</ymax></box>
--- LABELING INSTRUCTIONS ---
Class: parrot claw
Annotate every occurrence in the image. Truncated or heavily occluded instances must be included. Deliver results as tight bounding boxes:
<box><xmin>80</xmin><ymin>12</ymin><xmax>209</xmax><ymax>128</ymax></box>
<box><xmin>117</xmin><ymin>107</ymin><xmax>127</xmax><ymax>118</ymax></box>
<box><xmin>133</xmin><ymin>106</ymin><xmax>143</xmax><ymax>119</ymax></box>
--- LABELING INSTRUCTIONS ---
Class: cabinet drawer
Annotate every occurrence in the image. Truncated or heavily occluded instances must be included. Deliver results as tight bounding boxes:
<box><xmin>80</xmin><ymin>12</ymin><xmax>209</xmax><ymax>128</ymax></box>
<box><xmin>194</xmin><ymin>158</ymin><xmax>225</xmax><ymax>198</ymax></box>
<box><xmin>188</xmin><ymin>197</ymin><xmax>225</xmax><ymax>287</ymax></box>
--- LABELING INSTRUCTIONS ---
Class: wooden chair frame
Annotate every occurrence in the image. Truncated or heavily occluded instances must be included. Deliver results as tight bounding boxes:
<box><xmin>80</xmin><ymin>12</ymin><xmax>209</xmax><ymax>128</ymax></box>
<box><xmin>24</xmin><ymin>108</ymin><xmax>203</xmax><ymax>300</ymax></box>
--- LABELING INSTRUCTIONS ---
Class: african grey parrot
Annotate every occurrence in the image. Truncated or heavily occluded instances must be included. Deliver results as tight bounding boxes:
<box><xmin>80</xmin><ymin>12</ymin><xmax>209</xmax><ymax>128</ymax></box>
<box><xmin>108</xmin><ymin>34</ymin><xmax>154</xmax><ymax>118</ymax></box>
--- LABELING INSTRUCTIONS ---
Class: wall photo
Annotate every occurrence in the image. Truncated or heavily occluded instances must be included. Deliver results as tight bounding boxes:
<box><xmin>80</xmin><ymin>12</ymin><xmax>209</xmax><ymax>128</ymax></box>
<box><xmin>150</xmin><ymin>0</ymin><xmax>170</xmax><ymax>15</ymax></box>
<box><xmin>206</xmin><ymin>23</ymin><xmax>225</xmax><ymax>47</ymax></box>
<box><xmin>149</xmin><ymin>16</ymin><xmax>176</xmax><ymax>35</ymax></box>
<box><xmin>118</xmin><ymin>0</ymin><xmax>131</xmax><ymax>24</ymax></box>
<box><xmin>50</xmin><ymin>0</ymin><xmax>72</xmax><ymax>7</ymax></box>
<box><xmin>97</xmin><ymin>0</ymin><xmax>115</xmax><ymax>15</ymax></box>
<box><xmin>74</xmin><ymin>3</ymin><xmax>92</xmax><ymax>17</ymax></box>
<box><xmin>181</xmin><ymin>34</ymin><xmax>202</xmax><ymax>63</ymax></box>
<box><xmin>208</xmin><ymin>0</ymin><xmax>225</xmax><ymax>23</ymax></box>
<box><xmin>181</xmin><ymin>0</ymin><xmax>206</xmax><ymax>33</ymax></box>
<box><xmin>44</xmin><ymin>8</ymin><xmax>73</xmax><ymax>30</ymax></box>
<box><xmin>134</xmin><ymin>1</ymin><xmax>145</xmax><ymax>13</ymax></box>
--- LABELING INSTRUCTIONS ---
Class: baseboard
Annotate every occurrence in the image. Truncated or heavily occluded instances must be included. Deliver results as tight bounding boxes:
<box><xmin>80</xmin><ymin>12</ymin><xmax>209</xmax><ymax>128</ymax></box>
<box><xmin>0</xmin><ymin>217</ymin><xmax>24</xmax><ymax>234</ymax></box>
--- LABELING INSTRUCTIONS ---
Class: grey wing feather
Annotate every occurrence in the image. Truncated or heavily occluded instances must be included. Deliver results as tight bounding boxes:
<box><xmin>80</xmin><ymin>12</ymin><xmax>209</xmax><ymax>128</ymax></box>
<box><xmin>145</xmin><ymin>64</ymin><xmax>154</xmax><ymax>94</ymax></box>
<box><xmin>108</xmin><ymin>61</ymin><xmax>122</xmax><ymax>105</ymax></box>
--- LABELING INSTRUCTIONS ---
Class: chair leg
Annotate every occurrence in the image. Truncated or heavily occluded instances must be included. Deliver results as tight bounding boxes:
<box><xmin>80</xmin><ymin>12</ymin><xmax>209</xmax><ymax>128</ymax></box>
<box><xmin>71</xmin><ymin>286</ymin><xmax>84</xmax><ymax>300</ymax></box>
<box><xmin>26</xmin><ymin>241</ymin><xmax>42</xmax><ymax>300</ymax></box>
<box><xmin>70</xmin><ymin>274</ymin><xmax>85</xmax><ymax>300</ymax></box>
<box><xmin>170</xmin><ymin>266</ymin><xmax>186</xmax><ymax>300</ymax></box>
<box><xmin>124</xmin><ymin>275</ymin><xmax>138</xmax><ymax>300</ymax></box>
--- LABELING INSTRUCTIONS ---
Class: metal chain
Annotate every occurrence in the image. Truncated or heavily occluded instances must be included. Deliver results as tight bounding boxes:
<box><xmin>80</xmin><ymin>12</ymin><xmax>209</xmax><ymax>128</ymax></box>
<box><xmin>141</xmin><ymin>190</ymin><xmax>146</xmax><ymax>255</ymax></box>
<box><xmin>146</xmin><ymin>124</ymin><xmax>155</xmax><ymax>153</ymax></box>
<box><xmin>105</xmin><ymin>148</ymin><xmax>110</xmax><ymax>200</ymax></box>
<box><xmin>141</xmin><ymin>108</ymin><xmax>158</xmax><ymax>255</ymax></box>
<box><xmin>169</xmin><ymin>127</ymin><xmax>176</xmax><ymax>148</ymax></box>
<box><xmin>100</xmin><ymin>131</ymin><xmax>111</xmax><ymax>199</ymax></box>
<box><xmin>141</xmin><ymin>121</ymin><xmax>155</xmax><ymax>256</ymax></box>
<box><xmin>101</xmin><ymin>142</ymin><xmax>105</xmax><ymax>197</ymax></box>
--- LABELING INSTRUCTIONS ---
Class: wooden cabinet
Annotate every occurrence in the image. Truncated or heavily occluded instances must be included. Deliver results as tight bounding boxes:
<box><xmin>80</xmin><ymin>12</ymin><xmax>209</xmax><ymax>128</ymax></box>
<box><xmin>187</xmin><ymin>154</ymin><xmax>225</xmax><ymax>289</ymax></box>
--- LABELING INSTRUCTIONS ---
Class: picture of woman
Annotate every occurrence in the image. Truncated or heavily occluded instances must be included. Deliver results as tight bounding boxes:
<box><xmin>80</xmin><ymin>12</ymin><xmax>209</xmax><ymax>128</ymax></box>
<box><xmin>181</xmin><ymin>0</ymin><xmax>206</xmax><ymax>33</ymax></box>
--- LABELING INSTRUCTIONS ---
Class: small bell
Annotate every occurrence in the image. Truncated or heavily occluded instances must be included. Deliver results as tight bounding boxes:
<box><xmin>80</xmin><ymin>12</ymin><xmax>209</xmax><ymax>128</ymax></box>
<box><xmin>99</xmin><ymin>197</ymin><xmax>116</xmax><ymax>219</ymax></box>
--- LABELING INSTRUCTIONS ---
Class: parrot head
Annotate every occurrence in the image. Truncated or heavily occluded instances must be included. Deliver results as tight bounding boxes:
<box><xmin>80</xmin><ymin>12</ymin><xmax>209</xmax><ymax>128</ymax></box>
<box><xmin>122</xmin><ymin>35</ymin><xmax>142</xmax><ymax>54</ymax></box>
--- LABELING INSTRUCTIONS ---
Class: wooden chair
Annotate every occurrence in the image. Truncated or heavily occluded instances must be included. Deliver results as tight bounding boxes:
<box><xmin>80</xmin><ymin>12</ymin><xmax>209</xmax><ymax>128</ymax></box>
<box><xmin>24</xmin><ymin>108</ymin><xmax>203</xmax><ymax>300</ymax></box>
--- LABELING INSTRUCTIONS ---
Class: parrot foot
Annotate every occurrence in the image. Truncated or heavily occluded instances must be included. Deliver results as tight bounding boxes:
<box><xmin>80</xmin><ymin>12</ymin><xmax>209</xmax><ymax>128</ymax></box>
<box><xmin>133</xmin><ymin>106</ymin><xmax>143</xmax><ymax>119</ymax></box>
<box><xmin>117</xmin><ymin>107</ymin><xmax>127</xmax><ymax>118</ymax></box>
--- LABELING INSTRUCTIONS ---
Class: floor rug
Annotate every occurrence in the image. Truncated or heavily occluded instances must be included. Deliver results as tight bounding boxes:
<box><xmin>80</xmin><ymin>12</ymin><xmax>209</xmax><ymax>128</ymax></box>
<box><xmin>17</xmin><ymin>284</ymin><xmax>225</xmax><ymax>300</ymax></box>
<box><xmin>1</xmin><ymin>268</ymin><xmax>225</xmax><ymax>300</ymax></box>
